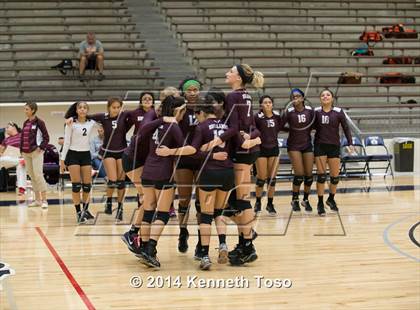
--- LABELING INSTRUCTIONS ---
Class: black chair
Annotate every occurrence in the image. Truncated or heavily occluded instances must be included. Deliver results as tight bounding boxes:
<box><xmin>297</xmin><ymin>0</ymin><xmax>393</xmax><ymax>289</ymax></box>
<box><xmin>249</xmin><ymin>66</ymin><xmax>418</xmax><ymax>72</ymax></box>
<box><xmin>340</xmin><ymin>136</ymin><xmax>371</xmax><ymax>180</ymax></box>
<box><xmin>364</xmin><ymin>135</ymin><xmax>394</xmax><ymax>179</ymax></box>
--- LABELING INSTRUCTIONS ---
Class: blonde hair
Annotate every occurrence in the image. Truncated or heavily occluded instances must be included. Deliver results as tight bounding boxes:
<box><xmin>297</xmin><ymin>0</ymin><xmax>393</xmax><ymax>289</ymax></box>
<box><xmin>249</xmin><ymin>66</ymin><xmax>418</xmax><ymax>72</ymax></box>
<box><xmin>241</xmin><ymin>63</ymin><xmax>264</xmax><ymax>88</ymax></box>
<box><xmin>159</xmin><ymin>86</ymin><xmax>180</xmax><ymax>101</ymax></box>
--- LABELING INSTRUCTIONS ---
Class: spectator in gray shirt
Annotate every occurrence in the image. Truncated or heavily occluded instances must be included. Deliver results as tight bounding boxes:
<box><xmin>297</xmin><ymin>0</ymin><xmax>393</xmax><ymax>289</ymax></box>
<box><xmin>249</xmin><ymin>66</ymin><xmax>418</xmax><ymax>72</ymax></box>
<box><xmin>79</xmin><ymin>32</ymin><xmax>105</xmax><ymax>81</ymax></box>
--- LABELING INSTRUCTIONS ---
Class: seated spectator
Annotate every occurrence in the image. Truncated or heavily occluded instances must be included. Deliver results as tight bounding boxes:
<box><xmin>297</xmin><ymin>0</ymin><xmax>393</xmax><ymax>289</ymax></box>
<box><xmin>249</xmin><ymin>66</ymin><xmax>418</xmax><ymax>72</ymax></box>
<box><xmin>57</xmin><ymin>136</ymin><xmax>66</xmax><ymax>174</ymax></box>
<box><xmin>79</xmin><ymin>32</ymin><xmax>105</xmax><ymax>81</ymax></box>
<box><xmin>90</xmin><ymin>126</ymin><xmax>106</xmax><ymax>178</ymax></box>
<box><xmin>0</xmin><ymin>122</ymin><xmax>27</xmax><ymax>195</ymax></box>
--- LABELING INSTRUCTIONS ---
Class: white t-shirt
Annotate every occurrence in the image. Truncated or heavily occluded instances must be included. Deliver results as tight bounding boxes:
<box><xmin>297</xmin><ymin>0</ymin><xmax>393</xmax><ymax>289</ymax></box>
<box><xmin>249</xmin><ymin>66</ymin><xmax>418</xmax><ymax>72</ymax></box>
<box><xmin>61</xmin><ymin>119</ymin><xmax>97</xmax><ymax>160</ymax></box>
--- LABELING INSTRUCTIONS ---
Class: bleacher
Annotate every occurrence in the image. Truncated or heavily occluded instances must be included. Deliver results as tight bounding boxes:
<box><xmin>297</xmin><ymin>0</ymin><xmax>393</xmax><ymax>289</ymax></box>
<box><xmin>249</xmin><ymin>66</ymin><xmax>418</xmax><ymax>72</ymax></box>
<box><xmin>155</xmin><ymin>0</ymin><xmax>420</xmax><ymax>106</ymax></box>
<box><xmin>0</xmin><ymin>0</ymin><xmax>163</xmax><ymax>103</ymax></box>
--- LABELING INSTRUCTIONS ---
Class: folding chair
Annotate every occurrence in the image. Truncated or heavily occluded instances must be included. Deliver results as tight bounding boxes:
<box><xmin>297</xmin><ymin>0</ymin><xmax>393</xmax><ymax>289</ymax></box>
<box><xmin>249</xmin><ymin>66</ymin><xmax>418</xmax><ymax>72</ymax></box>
<box><xmin>340</xmin><ymin>136</ymin><xmax>371</xmax><ymax>180</ymax></box>
<box><xmin>364</xmin><ymin>135</ymin><xmax>394</xmax><ymax>179</ymax></box>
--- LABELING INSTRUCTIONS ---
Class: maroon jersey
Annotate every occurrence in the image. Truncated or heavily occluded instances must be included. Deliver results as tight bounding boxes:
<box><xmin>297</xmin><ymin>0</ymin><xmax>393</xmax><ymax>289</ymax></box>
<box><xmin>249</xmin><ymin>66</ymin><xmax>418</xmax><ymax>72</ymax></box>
<box><xmin>142</xmin><ymin>122</ymin><xmax>185</xmax><ymax>181</ymax></box>
<box><xmin>254</xmin><ymin>111</ymin><xmax>285</xmax><ymax>149</ymax></box>
<box><xmin>89</xmin><ymin>112</ymin><xmax>130</xmax><ymax>153</ymax></box>
<box><xmin>125</xmin><ymin>107</ymin><xmax>148</xmax><ymax>135</ymax></box>
<box><xmin>125</xmin><ymin>110</ymin><xmax>161</xmax><ymax>163</ymax></box>
<box><xmin>178</xmin><ymin>107</ymin><xmax>201</xmax><ymax>168</ymax></box>
<box><xmin>220</xmin><ymin>89</ymin><xmax>260</xmax><ymax>153</ymax></box>
<box><xmin>191</xmin><ymin>117</ymin><xmax>234</xmax><ymax>170</ymax></box>
<box><xmin>284</xmin><ymin>105</ymin><xmax>314</xmax><ymax>151</ymax></box>
<box><xmin>179</xmin><ymin>108</ymin><xmax>198</xmax><ymax>143</ymax></box>
<box><xmin>314</xmin><ymin>106</ymin><xmax>352</xmax><ymax>146</ymax></box>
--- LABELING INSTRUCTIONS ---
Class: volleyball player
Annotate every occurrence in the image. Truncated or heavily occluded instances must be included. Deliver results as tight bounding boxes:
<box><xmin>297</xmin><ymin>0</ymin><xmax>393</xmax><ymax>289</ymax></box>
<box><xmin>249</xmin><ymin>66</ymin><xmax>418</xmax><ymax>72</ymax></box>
<box><xmin>158</xmin><ymin>87</ymin><xmax>181</xmax><ymax>218</ymax></box>
<box><xmin>254</xmin><ymin>95</ymin><xmax>284</xmax><ymax>215</ymax></box>
<box><xmin>139</xmin><ymin>96</ymin><xmax>196</xmax><ymax>269</ymax></box>
<box><xmin>192</xmin><ymin>96</ymin><xmax>261</xmax><ymax>270</ymax></box>
<box><xmin>314</xmin><ymin>89</ymin><xmax>354</xmax><ymax>216</ymax></box>
<box><xmin>202</xmin><ymin>89</ymin><xmax>231</xmax><ymax>264</ymax></box>
<box><xmin>121</xmin><ymin>95</ymin><xmax>178</xmax><ymax>255</ymax></box>
<box><xmin>121</xmin><ymin>92</ymin><xmax>155</xmax><ymax>252</ymax></box>
<box><xmin>284</xmin><ymin>89</ymin><xmax>315</xmax><ymax>213</ymax></box>
<box><xmin>88</xmin><ymin>97</ymin><xmax>130</xmax><ymax>221</ymax></box>
<box><xmin>175</xmin><ymin>77</ymin><xmax>202</xmax><ymax>257</ymax></box>
<box><xmin>61</xmin><ymin>101</ymin><xmax>97</xmax><ymax>223</ymax></box>
<box><xmin>202</xmin><ymin>64</ymin><xmax>264</xmax><ymax>266</ymax></box>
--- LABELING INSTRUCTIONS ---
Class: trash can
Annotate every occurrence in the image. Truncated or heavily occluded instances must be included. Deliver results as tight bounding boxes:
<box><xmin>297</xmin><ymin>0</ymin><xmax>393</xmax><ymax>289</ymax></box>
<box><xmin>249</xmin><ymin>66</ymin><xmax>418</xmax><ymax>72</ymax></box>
<box><xmin>393</xmin><ymin>138</ymin><xmax>414</xmax><ymax>172</ymax></box>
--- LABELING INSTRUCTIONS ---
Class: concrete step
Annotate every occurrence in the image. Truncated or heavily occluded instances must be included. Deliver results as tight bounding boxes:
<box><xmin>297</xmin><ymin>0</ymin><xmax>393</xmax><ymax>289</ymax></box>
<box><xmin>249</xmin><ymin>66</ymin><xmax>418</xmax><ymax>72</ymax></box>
<box><xmin>157</xmin><ymin>1</ymin><xmax>415</xmax><ymax>10</ymax></box>
<box><xmin>0</xmin><ymin>24</ymin><xmax>136</xmax><ymax>32</ymax></box>
<box><xmin>0</xmin><ymin>9</ymin><xmax>128</xmax><ymax>15</ymax></box>
<box><xmin>0</xmin><ymin>49</ymin><xmax>149</xmax><ymax>60</ymax></box>
<box><xmin>184</xmin><ymin>40</ymin><xmax>420</xmax><ymax>50</ymax></box>
<box><xmin>0</xmin><ymin>57</ymin><xmax>154</xmax><ymax>68</ymax></box>
<box><xmin>0</xmin><ymin>16</ymin><xmax>132</xmax><ymax>23</ymax></box>
<box><xmin>126</xmin><ymin>0</ymin><xmax>194</xmax><ymax>85</ymax></box>
<box><xmin>0</xmin><ymin>40</ymin><xmax>145</xmax><ymax>49</ymax></box>
<box><xmin>0</xmin><ymin>31</ymin><xmax>141</xmax><ymax>41</ymax></box>
<box><xmin>0</xmin><ymin>67</ymin><xmax>159</xmax><ymax>78</ymax></box>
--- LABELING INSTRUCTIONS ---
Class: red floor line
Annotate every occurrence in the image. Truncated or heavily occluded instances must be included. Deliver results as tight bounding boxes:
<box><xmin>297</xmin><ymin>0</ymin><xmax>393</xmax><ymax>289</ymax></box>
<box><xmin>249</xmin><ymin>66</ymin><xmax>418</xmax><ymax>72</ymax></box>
<box><xmin>35</xmin><ymin>227</ymin><xmax>95</xmax><ymax>310</ymax></box>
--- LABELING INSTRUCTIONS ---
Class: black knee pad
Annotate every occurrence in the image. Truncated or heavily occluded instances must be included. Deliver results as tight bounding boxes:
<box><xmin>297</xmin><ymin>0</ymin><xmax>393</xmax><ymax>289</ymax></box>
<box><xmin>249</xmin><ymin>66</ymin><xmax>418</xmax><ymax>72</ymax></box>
<box><xmin>117</xmin><ymin>180</ymin><xmax>125</xmax><ymax>190</ymax></box>
<box><xmin>72</xmin><ymin>182</ymin><xmax>82</xmax><ymax>193</ymax></box>
<box><xmin>236</xmin><ymin>199</ymin><xmax>252</xmax><ymax>211</ymax></box>
<box><xmin>155</xmin><ymin>211</ymin><xmax>170</xmax><ymax>225</ymax></box>
<box><xmin>200</xmin><ymin>212</ymin><xmax>213</xmax><ymax>225</ymax></box>
<box><xmin>304</xmin><ymin>176</ymin><xmax>313</xmax><ymax>187</ymax></box>
<box><xmin>330</xmin><ymin>176</ymin><xmax>340</xmax><ymax>185</ymax></box>
<box><xmin>178</xmin><ymin>205</ymin><xmax>189</xmax><ymax>215</ymax></box>
<box><xmin>82</xmin><ymin>183</ymin><xmax>91</xmax><ymax>193</ymax></box>
<box><xmin>256</xmin><ymin>178</ymin><xmax>265</xmax><ymax>187</ymax></box>
<box><xmin>213</xmin><ymin>208</ymin><xmax>224</xmax><ymax>218</ymax></box>
<box><xmin>107</xmin><ymin>180</ymin><xmax>117</xmax><ymax>189</ymax></box>
<box><xmin>293</xmin><ymin>175</ymin><xmax>304</xmax><ymax>186</ymax></box>
<box><xmin>268</xmin><ymin>179</ymin><xmax>277</xmax><ymax>187</ymax></box>
<box><xmin>317</xmin><ymin>174</ymin><xmax>327</xmax><ymax>184</ymax></box>
<box><xmin>194</xmin><ymin>200</ymin><xmax>201</xmax><ymax>213</ymax></box>
<box><xmin>143</xmin><ymin>210</ymin><xmax>155</xmax><ymax>223</ymax></box>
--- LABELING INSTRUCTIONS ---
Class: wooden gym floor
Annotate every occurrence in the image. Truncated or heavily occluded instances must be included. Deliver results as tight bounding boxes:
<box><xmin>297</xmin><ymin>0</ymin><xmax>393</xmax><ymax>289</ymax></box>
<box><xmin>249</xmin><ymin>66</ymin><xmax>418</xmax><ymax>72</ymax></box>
<box><xmin>0</xmin><ymin>175</ymin><xmax>419</xmax><ymax>309</ymax></box>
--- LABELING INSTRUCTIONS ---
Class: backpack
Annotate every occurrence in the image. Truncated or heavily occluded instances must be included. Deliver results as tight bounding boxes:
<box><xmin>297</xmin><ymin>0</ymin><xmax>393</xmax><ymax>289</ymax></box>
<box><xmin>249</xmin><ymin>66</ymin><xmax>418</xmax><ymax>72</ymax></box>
<box><xmin>351</xmin><ymin>43</ymin><xmax>374</xmax><ymax>56</ymax></box>
<box><xmin>380</xmin><ymin>72</ymin><xmax>416</xmax><ymax>84</ymax></box>
<box><xmin>383</xmin><ymin>24</ymin><xmax>418</xmax><ymax>39</ymax></box>
<box><xmin>44</xmin><ymin>144</ymin><xmax>60</xmax><ymax>164</ymax></box>
<box><xmin>383</xmin><ymin>56</ymin><xmax>413</xmax><ymax>65</ymax></box>
<box><xmin>51</xmin><ymin>59</ymin><xmax>74</xmax><ymax>75</ymax></box>
<box><xmin>338</xmin><ymin>72</ymin><xmax>363</xmax><ymax>84</ymax></box>
<box><xmin>43</xmin><ymin>144</ymin><xmax>60</xmax><ymax>185</ymax></box>
<box><xmin>359</xmin><ymin>31</ymin><xmax>383</xmax><ymax>43</ymax></box>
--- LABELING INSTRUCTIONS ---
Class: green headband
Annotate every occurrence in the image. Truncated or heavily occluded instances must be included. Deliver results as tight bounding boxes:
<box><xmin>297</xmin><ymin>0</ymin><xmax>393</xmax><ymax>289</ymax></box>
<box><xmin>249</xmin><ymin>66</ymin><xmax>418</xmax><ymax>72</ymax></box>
<box><xmin>182</xmin><ymin>79</ymin><xmax>201</xmax><ymax>92</ymax></box>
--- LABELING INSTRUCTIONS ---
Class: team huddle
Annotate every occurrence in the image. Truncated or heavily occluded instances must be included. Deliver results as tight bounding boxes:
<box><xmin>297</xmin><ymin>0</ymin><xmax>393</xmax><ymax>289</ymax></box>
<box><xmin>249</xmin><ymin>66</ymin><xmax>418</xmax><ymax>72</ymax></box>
<box><xmin>61</xmin><ymin>63</ymin><xmax>354</xmax><ymax>270</ymax></box>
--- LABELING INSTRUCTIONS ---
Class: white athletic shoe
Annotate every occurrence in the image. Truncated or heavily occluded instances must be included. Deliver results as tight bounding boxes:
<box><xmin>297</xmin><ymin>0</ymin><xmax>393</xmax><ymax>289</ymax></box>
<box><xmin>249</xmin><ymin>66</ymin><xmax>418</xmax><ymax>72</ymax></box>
<box><xmin>0</xmin><ymin>268</ymin><xmax>16</xmax><ymax>281</ymax></box>
<box><xmin>41</xmin><ymin>201</ymin><xmax>48</xmax><ymax>209</ymax></box>
<box><xmin>218</xmin><ymin>243</ymin><xmax>229</xmax><ymax>264</ymax></box>
<box><xmin>28</xmin><ymin>200</ymin><xmax>41</xmax><ymax>207</ymax></box>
